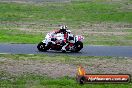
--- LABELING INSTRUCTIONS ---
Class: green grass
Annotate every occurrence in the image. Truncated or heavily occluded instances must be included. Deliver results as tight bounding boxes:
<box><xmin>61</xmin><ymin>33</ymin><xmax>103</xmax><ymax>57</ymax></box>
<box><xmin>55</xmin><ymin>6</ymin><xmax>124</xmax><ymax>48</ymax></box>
<box><xmin>0</xmin><ymin>73</ymin><xmax>132</xmax><ymax>88</ymax></box>
<box><xmin>0</xmin><ymin>1</ymin><xmax>132</xmax><ymax>23</ymax></box>
<box><xmin>0</xmin><ymin>54</ymin><xmax>100</xmax><ymax>63</ymax></box>
<box><xmin>0</xmin><ymin>54</ymin><xmax>132</xmax><ymax>88</ymax></box>
<box><xmin>0</xmin><ymin>1</ymin><xmax>132</xmax><ymax>45</ymax></box>
<box><xmin>85</xmin><ymin>33</ymin><xmax>132</xmax><ymax>45</ymax></box>
<box><xmin>0</xmin><ymin>29</ymin><xmax>43</xmax><ymax>43</ymax></box>
<box><xmin>0</xmin><ymin>29</ymin><xmax>132</xmax><ymax>45</ymax></box>
<box><xmin>0</xmin><ymin>54</ymin><xmax>129</xmax><ymax>66</ymax></box>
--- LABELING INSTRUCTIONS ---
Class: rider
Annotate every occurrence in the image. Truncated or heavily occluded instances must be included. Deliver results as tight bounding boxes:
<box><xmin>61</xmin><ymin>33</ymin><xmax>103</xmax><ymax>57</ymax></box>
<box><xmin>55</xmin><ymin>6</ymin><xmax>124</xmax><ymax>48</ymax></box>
<box><xmin>51</xmin><ymin>25</ymin><xmax>71</xmax><ymax>52</ymax></box>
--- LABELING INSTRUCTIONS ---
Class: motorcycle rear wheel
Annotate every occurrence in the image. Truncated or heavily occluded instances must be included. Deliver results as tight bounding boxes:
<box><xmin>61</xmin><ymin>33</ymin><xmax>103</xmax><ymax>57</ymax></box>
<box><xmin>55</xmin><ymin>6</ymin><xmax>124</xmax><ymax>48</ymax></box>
<box><xmin>37</xmin><ymin>42</ymin><xmax>47</xmax><ymax>52</ymax></box>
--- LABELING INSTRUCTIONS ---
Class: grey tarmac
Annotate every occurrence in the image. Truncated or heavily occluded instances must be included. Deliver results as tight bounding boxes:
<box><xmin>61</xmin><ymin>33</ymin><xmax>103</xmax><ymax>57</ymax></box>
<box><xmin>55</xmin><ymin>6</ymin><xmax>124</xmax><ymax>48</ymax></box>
<box><xmin>0</xmin><ymin>44</ymin><xmax>132</xmax><ymax>57</ymax></box>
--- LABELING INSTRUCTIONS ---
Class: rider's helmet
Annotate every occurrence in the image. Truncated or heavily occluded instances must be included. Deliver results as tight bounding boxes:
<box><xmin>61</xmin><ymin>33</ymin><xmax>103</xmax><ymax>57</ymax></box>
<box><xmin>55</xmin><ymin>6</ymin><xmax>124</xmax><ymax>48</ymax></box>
<box><xmin>60</xmin><ymin>25</ymin><xmax>67</xmax><ymax>33</ymax></box>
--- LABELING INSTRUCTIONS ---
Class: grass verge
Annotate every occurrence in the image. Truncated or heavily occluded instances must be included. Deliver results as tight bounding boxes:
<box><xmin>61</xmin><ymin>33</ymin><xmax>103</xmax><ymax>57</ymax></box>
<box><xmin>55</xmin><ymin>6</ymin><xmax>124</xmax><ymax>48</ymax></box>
<box><xmin>0</xmin><ymin>54</ymin><xmax>132</xmax><ymax>87</ymax></box>
<box><xmin>0</xmin><ymin>1</ymin><xmax>132</xmax><ymax>23</ymax></box>
<box><xmin>0</xmin><ymin>72</ymin><xmax>132</xmax><ymax>88</ymax></box>
<box><xmin>0</xmin><ymin>29</ymin><xmax>132</xmax><ymax>45</ymax></box>
<box><xmin>0</xmin><ymin>29</ymin><xmax>43</xmax><ymax>44</ymax></box>
<box><xmin>0</xmin><ymin>1</ymin><xmax>132</xmax><ymax>45</ymax></box>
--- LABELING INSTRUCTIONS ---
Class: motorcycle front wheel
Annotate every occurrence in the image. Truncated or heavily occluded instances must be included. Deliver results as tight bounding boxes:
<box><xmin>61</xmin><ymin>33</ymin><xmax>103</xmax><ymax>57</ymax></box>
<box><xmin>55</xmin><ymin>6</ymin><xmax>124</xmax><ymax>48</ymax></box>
<box><xmin>74</xmin><ymin>41</ymin><xmax>83</xmax><ymax>52</ymax></box>
<box><xmin>37</xmin><ymin>42</ymin><xmax>47</xmax><ymax>52</ymax></box>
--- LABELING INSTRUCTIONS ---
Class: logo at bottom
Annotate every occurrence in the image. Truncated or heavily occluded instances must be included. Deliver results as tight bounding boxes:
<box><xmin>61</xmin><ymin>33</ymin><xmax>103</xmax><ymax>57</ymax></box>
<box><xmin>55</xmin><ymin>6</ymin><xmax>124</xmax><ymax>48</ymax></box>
<box><xmin>76</xmin><ymin>65</ymin><xmax>130</xmax><ymax>84</ymax></box>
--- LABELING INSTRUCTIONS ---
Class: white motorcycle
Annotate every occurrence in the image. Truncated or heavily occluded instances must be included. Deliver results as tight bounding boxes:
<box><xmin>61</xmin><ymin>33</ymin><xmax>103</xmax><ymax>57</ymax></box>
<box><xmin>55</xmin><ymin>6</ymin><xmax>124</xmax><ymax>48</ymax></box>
<box><xmin>37</xmin><ymin>32</ymin><xmax>84</xmax><ymax>52</ymax></box>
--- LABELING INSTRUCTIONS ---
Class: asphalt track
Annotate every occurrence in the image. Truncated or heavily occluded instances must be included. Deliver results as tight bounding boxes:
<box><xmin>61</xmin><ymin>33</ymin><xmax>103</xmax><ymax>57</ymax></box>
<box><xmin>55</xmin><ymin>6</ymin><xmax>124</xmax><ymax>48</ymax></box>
<box><xmin>0</xmin><ymin>44</ymin><xmax>132</xmax><ymax>57</ymax></box>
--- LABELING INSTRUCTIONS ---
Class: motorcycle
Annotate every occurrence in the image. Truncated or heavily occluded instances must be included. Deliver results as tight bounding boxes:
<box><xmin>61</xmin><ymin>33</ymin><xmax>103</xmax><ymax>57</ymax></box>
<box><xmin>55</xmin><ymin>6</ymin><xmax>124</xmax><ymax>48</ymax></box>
<box><xmin>37</xmin><ymin>32</ymin><xmax>84</xmax><ymax>52</ymax></box>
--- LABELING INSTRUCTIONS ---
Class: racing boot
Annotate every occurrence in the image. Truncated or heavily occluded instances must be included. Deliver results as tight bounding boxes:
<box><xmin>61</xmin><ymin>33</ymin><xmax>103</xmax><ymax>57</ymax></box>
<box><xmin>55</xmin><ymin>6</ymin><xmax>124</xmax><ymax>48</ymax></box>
<box><xmin>61</xmin><ymin>43</ymin><xmax>68</xmax><ymax>53</ymax></box>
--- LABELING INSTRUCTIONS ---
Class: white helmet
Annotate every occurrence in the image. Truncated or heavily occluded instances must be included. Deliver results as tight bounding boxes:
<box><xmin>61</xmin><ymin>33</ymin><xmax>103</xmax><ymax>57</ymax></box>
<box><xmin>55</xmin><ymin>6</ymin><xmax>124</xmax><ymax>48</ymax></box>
<box><xmin>60</xmin><ymin>25</ymin><xmax>67</xmax><ymax>30</ymax></box>
<box><xmin>60</xmin><ymin>25</ymin><xmax>67</xmax><ymax>33</ymax></box>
